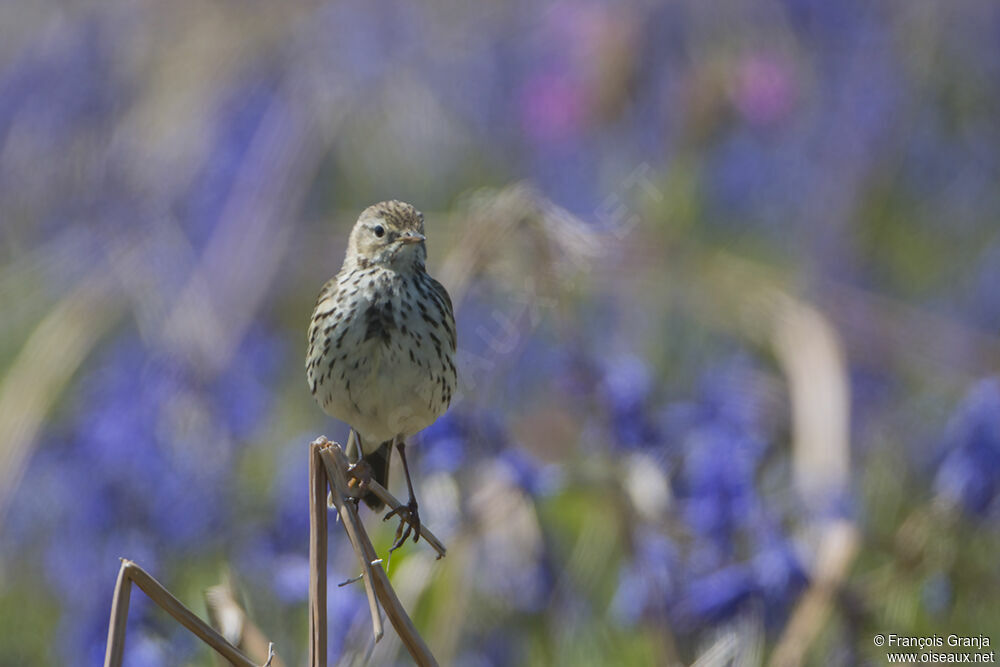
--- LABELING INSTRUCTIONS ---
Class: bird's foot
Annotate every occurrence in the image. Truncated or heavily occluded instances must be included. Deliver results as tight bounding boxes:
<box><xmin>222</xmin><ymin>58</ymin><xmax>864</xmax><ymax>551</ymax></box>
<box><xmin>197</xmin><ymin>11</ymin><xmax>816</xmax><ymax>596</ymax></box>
<box><xmin>384</xmin><ymin>498</ymin><xmax>421</xmax><ymax>552</ymax></box>
<box><xmin>346</xmin><ymin>459</ymin><xmax>374</xmax><ymax>501</ymax></box>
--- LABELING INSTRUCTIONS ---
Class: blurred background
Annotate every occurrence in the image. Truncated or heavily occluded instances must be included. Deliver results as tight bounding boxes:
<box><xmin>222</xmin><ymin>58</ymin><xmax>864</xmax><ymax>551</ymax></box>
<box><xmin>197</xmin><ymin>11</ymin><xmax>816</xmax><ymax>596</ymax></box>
<box><xmin>1</xmin><ymin>0</ymin><xmax>999</xmax><ymax>665</ymax></box>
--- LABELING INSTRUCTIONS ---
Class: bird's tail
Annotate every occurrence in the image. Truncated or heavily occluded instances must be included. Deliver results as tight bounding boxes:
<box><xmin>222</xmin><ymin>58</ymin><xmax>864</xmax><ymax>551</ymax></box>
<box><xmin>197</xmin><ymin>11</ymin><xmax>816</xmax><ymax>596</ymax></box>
<box><xmin>347</xmin><ymin>432</ymin><xmax>391</xmax><ymax>511</ymax></box>
<box><xmin>362</xmin><ymin>441</ymin><xmax>392</xmax><ymax>510</ymax></box>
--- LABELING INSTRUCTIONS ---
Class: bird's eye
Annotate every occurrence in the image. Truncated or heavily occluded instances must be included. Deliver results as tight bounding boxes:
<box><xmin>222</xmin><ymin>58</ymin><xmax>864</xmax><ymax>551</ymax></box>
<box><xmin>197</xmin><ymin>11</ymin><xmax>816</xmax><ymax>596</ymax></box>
<box><xmin>373</xmin><ymin>225</ymin><xmax>385</xmax><ymax>238</ymax></box>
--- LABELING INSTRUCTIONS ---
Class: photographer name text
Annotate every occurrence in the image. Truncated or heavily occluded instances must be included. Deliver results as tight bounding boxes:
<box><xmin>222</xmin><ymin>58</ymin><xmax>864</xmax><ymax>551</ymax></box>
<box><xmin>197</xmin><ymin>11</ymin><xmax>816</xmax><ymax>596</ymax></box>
<box><xmin>886</xmin><ymin>635</ymin><xmax>991</xmax><ymax>650</ymax></box>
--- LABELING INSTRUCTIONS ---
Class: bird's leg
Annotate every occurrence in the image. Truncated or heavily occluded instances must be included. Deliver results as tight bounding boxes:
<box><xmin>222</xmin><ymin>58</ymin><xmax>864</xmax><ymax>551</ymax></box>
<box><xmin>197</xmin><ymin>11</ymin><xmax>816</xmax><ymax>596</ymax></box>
<box><xmin>346</xmin><ymin>428</ymin><xmax>359</xmax><ymax>461</ymax></box>
<box><xmin>344</xmin><ymin>429</ymin><xmax>372</xmax><ymax>504</ymax></box>
<box><xmin>383</xmin><ymin>438</ymin><xmax>421</xmax><ymax>550</ymax></box>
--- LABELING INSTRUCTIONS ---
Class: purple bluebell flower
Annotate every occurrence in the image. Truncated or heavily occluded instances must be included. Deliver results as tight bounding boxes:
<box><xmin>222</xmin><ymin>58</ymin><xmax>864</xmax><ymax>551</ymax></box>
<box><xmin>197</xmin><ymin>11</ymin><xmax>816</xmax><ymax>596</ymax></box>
<box><xmin>181</xmin><ymin>75</ymin><xmax>281</xmax><ymax>248</ymax></box>
<box><xmin>674</xmin><ymin>564</ymin><xmax>758</xmax><ymax>629</ymax></box>
<box><xmin>418</xmin><ymin>407</ymin><xmax>510</xmax><ymax>474</ymax></box>
<box><xmin>658</xmin><ymin>357</ymin><xmax>807</xmax><ymax>631</ymax></box>
<box><xmin>679</xmin><ymin>424</ymin><xmax>764</xmax><ymax>553</ymax></box>
<box><xmin>969</xmin><ymin>241</ymin><xmax>1000</xmax><ymax>331</ymax></box>
<box><xmin>673</xmin><ymin>532</ymin><xmax>802</xmax><ymax>630</ymax></box>
<box><xmin>598</xmin><ymin>354</ymin><xmax>663</xmax><ymax>450</ymax></box>
<box><xmin>750</xmin><ymin>532</ymin><xmax>808</xmax><ymax>627</ymax></box>
<box><xmin>210</xmin><ymin>328</ymin><xmax>285</xmax><ymax>439</ymax></box>
<box><xmin>3</xmin><ymin>319</ymin><xmax>281</xmax><ymax>660</ymax></box>
<box><xmin>611</xmin><ymin>530</ymin><xmax>679</xmax><ymax>625</ymax></box>
<box><xmin>418</xmin><ymin>411</ymin><xmax>469</xmax><ymax>474</ymax></box>
<box><xmin>455</xmin><ymin>630</ymin><xmax>517</xmax><ymax>667</ymax></box>
<box><xmin>266</xmin><ymin>436</ymin><xmax>313</xmax><ymax>555</ymax></box>
<box><xmin>123</xmin><ymin>634</ymin><xmax>169</xmax><ymax>667</ymax></box>
<box><xmin>272</xmin><ymin>553</ymin><xmax>312</xmax><ymax>604</ymax></box>
<box><xmin>669</xmin><ymin>359</ymin><xmax>771</xmax><ymax>563</ymax></box>
<box><xmin>494</xmin><ymin>447</ymin><xmax>562</xmax><ymax>499</ymax></box>
<box><xmin>933</xmin><ymin>379</ymin><xmax>1000</xmax><ymax>517</ymax></box>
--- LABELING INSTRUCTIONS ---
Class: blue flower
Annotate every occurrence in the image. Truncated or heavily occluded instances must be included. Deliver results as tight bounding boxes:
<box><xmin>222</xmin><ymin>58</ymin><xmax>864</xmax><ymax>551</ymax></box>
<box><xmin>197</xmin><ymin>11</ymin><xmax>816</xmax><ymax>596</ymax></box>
<box><xmin>654</xmin><ymin>357</ymin><xmax>807</xmax><ymax>630</ymax></box>
<box><xmin>934</xmin><ymin>379</ymin><xmax>1000</xmax><ymax>517</ymax></box>
<box><xmin>180</xmin><ymin>74</ymin><xmax>281</xmax><ymax>248</ymax></box>
<box><xmin>211</xmin><ymin>328</ymin><xmax>285</xmax><ymax>439</ymax></box>
<box><xmin>673</xmin><ymin>532</ymin><xmax>805</xmax><ymax>630</ymax></box>
<box><xmin>611</xmin><ymin>530</ymin><xmax>679</xmax><ymax>625</ymax></box>
<box><xmin>3</xmin><ymin>318</ymin><xmax>281</xmax><ymax>659</ymax></box>
<box><xmin>272</xmin><ymin>553</ymin><xmax>312</xmax><ymax>604</ymax></box>
<box><xmin>678</xmin><ymin>424</ymin><xmax>764</xmax><ymax>556</ymax></box>
<box><xmin>671</xmin><ymin>360</ymin><xmax>770</xmax><ymax>561</ymax></box>
<box><xmin>494</xmin><ymin>447</ymin><xmax>562</xmax><ymax>498</ymax></box>
<box><xmin>267</xmin><ymin>436</ymin><xmax>313</xmax><ymax>554</ymax></box>
<box><xmin>596</xmin><ymin>354</ymin><xmax>663</xmax><ymax>450</ymax></box>
<box><xmin>674</xmin><ymin>565</ymin><xmax>757</xmax><ymax>628</ymax></box>
<box><xmin>418</xmin><ymin>411</ymin><xmax>469</xmax><ymax>474</ymax></box>
<box><xmin>418</xmin><ymin>408</ymin><xmax>509</xmax><ymax>474</ymax></box>
<box><xmin>455</xmin><ymin>630</ymin><xmax>518</xmax><ymax>667</ymax></box>
<box><xmin>750</xmin><ymin>533</ymin><xmax>809</xmax><ymax>627</ymax></box>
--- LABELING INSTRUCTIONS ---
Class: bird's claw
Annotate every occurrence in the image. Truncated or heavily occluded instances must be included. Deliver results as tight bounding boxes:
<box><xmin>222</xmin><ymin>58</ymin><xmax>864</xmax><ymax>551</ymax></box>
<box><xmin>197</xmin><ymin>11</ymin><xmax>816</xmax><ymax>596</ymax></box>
<box><xmin>383</xmin><ymin>499</ymin><xmax>421</xmax><ymax>552</ymax></box>
<box><xmin>346</xmin><ymin>460</ymin><xmax>374</xmax><ymax>500</ymax></box>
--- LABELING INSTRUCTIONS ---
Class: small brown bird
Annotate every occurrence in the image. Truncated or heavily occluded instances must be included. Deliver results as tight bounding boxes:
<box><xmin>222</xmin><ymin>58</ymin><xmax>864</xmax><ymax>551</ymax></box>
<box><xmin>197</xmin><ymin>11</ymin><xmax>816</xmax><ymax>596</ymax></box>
<box><xmin>306</xmin><ymin>201</ymin><xmax>457</xmax><ymax>547</ymax></box>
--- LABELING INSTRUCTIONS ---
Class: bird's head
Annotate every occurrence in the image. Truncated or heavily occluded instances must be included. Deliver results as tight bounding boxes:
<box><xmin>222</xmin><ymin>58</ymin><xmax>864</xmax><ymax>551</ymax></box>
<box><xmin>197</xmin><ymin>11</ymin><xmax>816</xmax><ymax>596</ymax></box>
<box><xmin>346</xmin><ymin>200</ymin><xmax>427</xmax><ymax>271</ymax></box>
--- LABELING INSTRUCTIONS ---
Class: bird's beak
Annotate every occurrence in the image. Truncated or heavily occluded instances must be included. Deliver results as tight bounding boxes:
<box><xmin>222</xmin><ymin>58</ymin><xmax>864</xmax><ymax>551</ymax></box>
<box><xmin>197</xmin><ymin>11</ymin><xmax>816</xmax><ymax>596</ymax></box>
<box><xmin>398</xmin><ymin>232</ymin><xmax>426</xmax><ymax>245</ymax></box>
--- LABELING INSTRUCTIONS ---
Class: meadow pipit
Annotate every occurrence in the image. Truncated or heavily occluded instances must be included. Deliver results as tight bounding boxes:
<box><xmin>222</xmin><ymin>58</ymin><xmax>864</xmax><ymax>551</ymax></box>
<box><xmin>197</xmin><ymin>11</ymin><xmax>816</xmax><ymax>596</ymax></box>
<box><xmin>306</xmin><ymin>201</ymin><xmax>457</xmax><ymax>548</ymax></box>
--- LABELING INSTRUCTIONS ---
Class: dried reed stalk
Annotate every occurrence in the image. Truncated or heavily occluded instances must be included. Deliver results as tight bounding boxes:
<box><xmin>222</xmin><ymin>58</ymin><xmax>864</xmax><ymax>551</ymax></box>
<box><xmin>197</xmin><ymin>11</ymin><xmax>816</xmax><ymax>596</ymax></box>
<box><xmin>309</xmin><ymin>437</ymin><xmax>440</xmax><ymax>667</ymax></box>
<box><xmin>317</xmin><ymin>439</ymin><xmax>384</xmax><ymax>644</ymax></box>
<box><xmin>104</xmin><ymin>559</ymin><xmax>267</xmax><ymax>667</ymax></box>
<box><xmin>309</xmin><ymin>440</ymin><xmax>329</xmax><ymax>667</ymax></box>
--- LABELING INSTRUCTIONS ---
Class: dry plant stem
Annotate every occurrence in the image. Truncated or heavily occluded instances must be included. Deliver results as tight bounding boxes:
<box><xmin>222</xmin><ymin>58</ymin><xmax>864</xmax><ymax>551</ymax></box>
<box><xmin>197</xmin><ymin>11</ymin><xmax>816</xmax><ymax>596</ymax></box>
<box><xmin>317</xmin><ymin>442</ymin><xmax>440</xmax><ymax>667</ymax></box>
<box><xmin>318</xmin><ymin>441</ymin><xmax>384</xmax><ymax>644</ymax></box>
<box><xmin>769</xmin><ymin>521</ymin><xmax>859</xmax><ymax>667</ymax></box>
<box><xmin>766</xmin><ymin>295</ymin><xmax>856</xmax><ymax>667</ymax></box>
<box><xmin>309</xmin><ymin>442</ymin><xmax>329</xmax><ymax>667</ymax></box>
<box><xmin>105</xmin><ymin>557</ymin><xmax>132</xmax><ymax>667</ymax></box>
<box><xmin>104</xmin><ymin>559</ymin><xmax>259</xmax><ymax>667</ymax></box>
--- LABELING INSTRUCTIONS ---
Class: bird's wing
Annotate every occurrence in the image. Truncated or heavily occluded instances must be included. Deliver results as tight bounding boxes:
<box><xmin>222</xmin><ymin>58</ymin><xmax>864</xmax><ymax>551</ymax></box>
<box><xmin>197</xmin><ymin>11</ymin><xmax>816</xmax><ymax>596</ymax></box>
<box><xmin>427</xmin><ymin>276</ymin><xmax>456</xmax><ymax>350</ymax></box>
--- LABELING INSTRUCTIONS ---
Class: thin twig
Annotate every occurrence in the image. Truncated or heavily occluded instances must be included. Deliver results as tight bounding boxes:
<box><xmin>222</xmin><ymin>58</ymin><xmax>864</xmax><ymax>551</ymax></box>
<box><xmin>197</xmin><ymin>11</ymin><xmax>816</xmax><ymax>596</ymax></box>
<box><xmin>103</xmin><ymin>559</ymin><xmax>260</xmax><ymax>667</ymax></box>
<box><xmin>309</xmin><ymin>441</ymin><xmax>329</xmax><ymax>667</ymax></box>
<box><xmin>317</xmin><ymin>441</ymin><xmax>440</xmax><ymax>667</ymax></box>
<box><xmin>338</xmin><ymin>573</ymin><xmax>365</xmax><ymax>587</ymax></box>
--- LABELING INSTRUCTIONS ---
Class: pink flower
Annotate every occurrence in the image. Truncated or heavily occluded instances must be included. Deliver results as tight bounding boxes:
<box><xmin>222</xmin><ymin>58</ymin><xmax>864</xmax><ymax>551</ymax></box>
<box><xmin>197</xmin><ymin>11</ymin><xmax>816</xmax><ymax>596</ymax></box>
<box><xmin>519</xmin><ymin>69</ymin><xmax>588</xmax><ymax>144</ymax></box>
<box><xmin>732</xmin><ymin>54</ymin><xmax>797</xmax><ymax>127</ymax></box>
